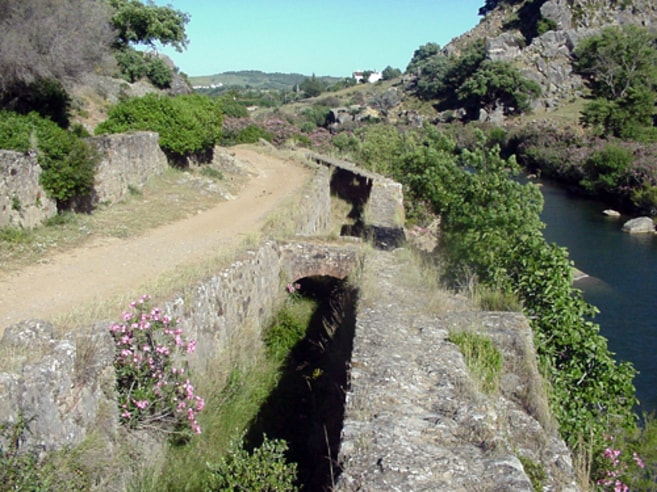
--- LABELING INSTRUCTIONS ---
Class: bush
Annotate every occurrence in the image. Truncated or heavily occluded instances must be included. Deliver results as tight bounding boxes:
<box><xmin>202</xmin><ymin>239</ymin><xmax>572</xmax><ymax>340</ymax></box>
<box><xmin>110</xmin><ymin>295</ymin><xmax>204</xmax><ymax>441</ymax></box>
<box><xmin>206</xmin><ymin>435</ymin><xmax>297</xmax><ymax>491</ymax></box>
<box><xmin>581</xmin><ymin>143</ymin><xmax>634</xmax><ymax>198</ymax></box>
<box><xmin>96</xmin><ymin>93</ymin><xmax>223</xmax><ymax>163</ymax></box>
<box><xmin>0</xmin><ymin>111</ymin><xmax>97</xmax><ymax>208</ymax></box>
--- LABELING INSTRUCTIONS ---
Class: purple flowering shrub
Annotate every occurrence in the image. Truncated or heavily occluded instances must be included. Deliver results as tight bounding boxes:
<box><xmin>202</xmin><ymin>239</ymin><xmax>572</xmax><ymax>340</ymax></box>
<box><xmin>109</xmin><ymin>295</ymin><xmax>204</xmax><ymax>439</ymax></box>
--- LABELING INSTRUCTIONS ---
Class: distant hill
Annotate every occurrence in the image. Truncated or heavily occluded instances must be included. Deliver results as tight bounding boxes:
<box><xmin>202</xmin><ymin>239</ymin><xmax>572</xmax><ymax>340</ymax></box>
<box><xmin>189</xmin><ymin>70</ymin><xmax>343</xmax><ymax>91</ymax></box>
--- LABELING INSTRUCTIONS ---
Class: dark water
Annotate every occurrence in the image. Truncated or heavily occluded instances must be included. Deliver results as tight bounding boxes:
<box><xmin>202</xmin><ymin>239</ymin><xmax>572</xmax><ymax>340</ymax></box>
<box><xmin>536</xmin><ymin>180</ymin><xmax>657</xmax><ymax>414</ymax></box>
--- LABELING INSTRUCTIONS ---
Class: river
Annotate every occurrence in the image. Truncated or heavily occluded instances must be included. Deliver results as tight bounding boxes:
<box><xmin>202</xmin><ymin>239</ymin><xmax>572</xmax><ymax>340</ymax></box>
<box><xmin>536</xmin><ymin>179</ymin><xmax>657</xmax><ymax>414</ymax></box>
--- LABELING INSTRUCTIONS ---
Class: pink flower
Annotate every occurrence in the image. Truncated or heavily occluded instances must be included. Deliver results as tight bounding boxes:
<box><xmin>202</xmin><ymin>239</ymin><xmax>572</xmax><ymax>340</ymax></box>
<box><xmin>633</xmin><ymin>452</ymin><xmax>645</xmax><ymax>468</ymax></box>
<box><xmin>186</xmin><ymin>340</ymin><xmax>197</xmax><ymax>354</ymax></box>
<box><xmin>133</xmin><ymin>399</ymin><xmax>150</xmax><ymax>410</ymax></box>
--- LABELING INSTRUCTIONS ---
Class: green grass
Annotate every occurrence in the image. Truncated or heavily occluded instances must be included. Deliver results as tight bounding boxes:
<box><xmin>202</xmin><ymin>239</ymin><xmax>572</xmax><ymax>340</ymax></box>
<box><xmin>448</xmin><ymin>330</ymin><xmax>504</xmax><ymax>394</ymax></box>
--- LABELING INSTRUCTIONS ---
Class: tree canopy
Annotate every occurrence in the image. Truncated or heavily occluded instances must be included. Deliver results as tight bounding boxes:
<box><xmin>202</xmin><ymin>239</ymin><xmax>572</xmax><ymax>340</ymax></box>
<box><xmin>109</xmin><ymin>0</ymin><xmax>190</xmax><ymax>51</ymax></box>
<box><xmin>574</xmin><ymin>25</ymin><xmax>657</xmax><ymax>141</ymax></box>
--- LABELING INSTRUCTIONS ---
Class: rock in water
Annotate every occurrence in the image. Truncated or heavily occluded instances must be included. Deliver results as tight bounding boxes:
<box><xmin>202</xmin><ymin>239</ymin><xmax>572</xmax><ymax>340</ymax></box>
<box><xmin>622</xmin><ymin>217</ymin><xmax>655</xmax><ymax>234</ymax></box>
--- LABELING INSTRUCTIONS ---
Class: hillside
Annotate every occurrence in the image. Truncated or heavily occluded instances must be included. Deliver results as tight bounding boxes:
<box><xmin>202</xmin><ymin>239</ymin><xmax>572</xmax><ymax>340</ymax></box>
<box><xmin>190</xmin><ymin>70</ymin><xmax>343</xmax><ymax>91</ymax></box>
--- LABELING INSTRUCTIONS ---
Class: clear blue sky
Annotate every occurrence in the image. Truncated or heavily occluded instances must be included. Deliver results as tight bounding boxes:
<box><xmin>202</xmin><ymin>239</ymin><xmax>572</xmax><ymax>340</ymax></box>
<box><xmin>151</xmin><ymin>1</ymin><xmax>482</xmax><ymax>77</ymax></box>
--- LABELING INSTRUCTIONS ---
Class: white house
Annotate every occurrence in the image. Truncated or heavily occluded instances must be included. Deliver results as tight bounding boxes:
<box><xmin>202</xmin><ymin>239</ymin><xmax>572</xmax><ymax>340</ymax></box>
<box><xmin>352</xmin><ymin>70</ymin><xmax>383</xmax><ymax>83</ymax></box>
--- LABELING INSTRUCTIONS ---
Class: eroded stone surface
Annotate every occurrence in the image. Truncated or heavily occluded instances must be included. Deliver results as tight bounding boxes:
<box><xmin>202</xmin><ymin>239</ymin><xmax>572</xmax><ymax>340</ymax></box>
<box><xmin>337</xmin><ymin>250</ymin><xmax>578</xmax><ymax>491</ymax></box>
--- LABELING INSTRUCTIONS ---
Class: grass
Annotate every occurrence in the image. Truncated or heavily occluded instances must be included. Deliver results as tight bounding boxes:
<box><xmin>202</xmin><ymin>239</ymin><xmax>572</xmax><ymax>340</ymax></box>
<box><xmin>447</xmin><ymin>330</ymin><xmax>503</xmax><ymax>395</ymax></box>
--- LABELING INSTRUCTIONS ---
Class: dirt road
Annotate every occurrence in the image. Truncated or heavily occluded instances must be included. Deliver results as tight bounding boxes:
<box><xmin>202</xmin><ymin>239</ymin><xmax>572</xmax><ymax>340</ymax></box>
<box><xmin>0</xmin><ymin>146</ymin><xmax>310</xmax><ymax>334</ymax></box>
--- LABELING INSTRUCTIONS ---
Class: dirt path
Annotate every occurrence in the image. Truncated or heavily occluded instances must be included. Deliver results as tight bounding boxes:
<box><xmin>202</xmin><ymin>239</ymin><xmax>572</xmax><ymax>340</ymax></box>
<box><xmin>0</xmin><ymin>146</ymin><xmax>310</xmax><ymax>334</ymax></box>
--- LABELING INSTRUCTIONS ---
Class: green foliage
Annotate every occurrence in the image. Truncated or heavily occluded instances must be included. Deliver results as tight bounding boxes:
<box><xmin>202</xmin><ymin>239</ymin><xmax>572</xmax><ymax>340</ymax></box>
<box><xmin>0</xmin><ymin>78</ymin><xmax>72</xmax><ymax>128</ymax></box>
<box><xmin>574</xmin><ymin>26</ymin><xmax>657</xmax><ymax>140</ymax></box>
<box><xmin>580</xmin><ymin>143</ymin><xmax>633</xmax><ymax>197</ymax></box>
<box><xmin>115</xmin><ymin>48</ymin><xmax>173</xmax><ymax>89</ymax></box>
<box><xmin>448</xmin><ymin>331</ymin><xmax>503</xmax><ymax>394</ymax></box>
<box><xmin>517</xmin><ymin>455</ymin><xmax>547</xmax><ymax>492</ymax></box>
<box><xmin>536</xmin><ymin>17</ymin><xmax>557</xmax><ymax>36</ymax></box>
<box><xmin>145</xmin><ymin>56</ymin><xmax>173</xmax><ymax>89</ymax></box>
<box><xmin>457</xmin><ymin>60</ymin><xmax>542</xmax><ymax>117</ymax></box>
<box><xmin>299</xmin><ymin>105</ymin><xmax>330</xmax><ymax>129</ymax></box>
<box><xmin>206</xmin><ymin>435</ymin><xmax>298</xmax><ymax>492</ymax></box>
<box><xmin>360</xmin><ymin>124</ymin><xmax>639</xmax><ymax>481</ymax></box>
<box><xmin>264</xmin><ymin>303</ymin><xmax>308</xmax><ymax>362</ymax></box>
<box><xmin>299</xmin><ymin>74</ymin><xmax>327</xmax><ymax>98</ymax></box>
<box><xmin>96</xmin><ymin>93</ymin><xmax>223</xmax><ymax>163</ymax></box>
<box><xmin>234</xmin><ymin>125</ymin><xmax>273</xmax><ymax>145</ymax></box>
<box><xmin>381</xmin><ymin>65</ymin><xmax>402</xmax><ymax>80</ymax></box>
<box><xmin>406</xmin><ymin>42</ymin><xmax>441</xmax><ymax>74</ymax></box>
<box><xmin>109</xmin><ymin>0</ymin><xmax>190</xmax><ymax>51</ymax></box>
<box><xmin>217</xmin><ymin>93</ymin><xmax>249</xmax><ymax>118</ymax></box>
<box><xmin>0</xmin><ymin>111</ymin><xmax>97</xmax><ymax>208</ymax></box>
<box><xmin>0</xmin><ymin>416</ymin><xmax>49</xmax><ymax>490</ymax></box>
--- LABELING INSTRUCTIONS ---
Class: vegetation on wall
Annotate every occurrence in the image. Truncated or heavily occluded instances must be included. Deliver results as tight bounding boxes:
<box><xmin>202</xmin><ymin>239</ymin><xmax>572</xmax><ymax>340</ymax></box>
<box><xmin>0</xmin><ymin>111</ymin><xmax>98</xmax><ymax>209</ymax></box>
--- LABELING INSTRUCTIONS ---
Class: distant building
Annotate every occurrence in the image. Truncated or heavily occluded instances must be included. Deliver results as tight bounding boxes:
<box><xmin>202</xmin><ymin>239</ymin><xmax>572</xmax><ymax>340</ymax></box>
<box><xmin>352</xmin><ymin>70</ymin><xmax>383</xmax><ymax>84</ymax></box>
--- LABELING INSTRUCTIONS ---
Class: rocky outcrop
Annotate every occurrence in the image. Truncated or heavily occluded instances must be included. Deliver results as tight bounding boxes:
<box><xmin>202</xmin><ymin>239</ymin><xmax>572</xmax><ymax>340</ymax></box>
<box><xmin>0</xmin><ymin>150</ymin><xmax>58</xmax><ymax>228</ymax></box>
<box><xmin>446</xmin><ymin>0</ymin><xmax>657</xmax><ymax>111</ymax></box>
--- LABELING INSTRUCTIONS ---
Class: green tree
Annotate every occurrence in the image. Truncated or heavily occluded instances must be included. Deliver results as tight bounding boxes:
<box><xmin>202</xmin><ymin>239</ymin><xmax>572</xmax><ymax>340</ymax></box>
<box><xmin>109</xmin><ymin>0</ymin><xmax>190</xmax><ymax>51</ymax></box>
<box><xmin>299</xmin><ymin>74</ymin><xmax>326</xmax><ymax>98</ymax></box>
<box><xmin>381</xmin><ymin>66</ymin><xmax>402</xmax><ymax>80</ymax></box>
<box><xmin>406</xmin><ymin>42</ymin><xmax>441</xmax><ymax>74</ymax></box>
<box><xmin>457</xmin><ymin>60</ymin><xmax>541</xmax><ymax>118</ymax></box>
<box><xmin>574</xmin><ymin>26</ymin><xmax>657</xmax><ymax>140</ymax></box>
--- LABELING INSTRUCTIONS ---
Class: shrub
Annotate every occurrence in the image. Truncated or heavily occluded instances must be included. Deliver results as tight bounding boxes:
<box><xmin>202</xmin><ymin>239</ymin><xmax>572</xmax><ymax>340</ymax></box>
<box><xmin>206</xmin><ymin>435</ymin><xmax>297</xmax><ymax>491</ymax></box>
<box><xmin>0</xmin><ymin>111</ymin><xmax>97</xmax><ymax>208</ymax></box>
<box><xmin>96</xmin><ymin>93</ymin><xmax>223</xmax><ymax>163</ymax></box>
<box><xmin>145</xmin><ymin>56</ymin><xmax>173</xmax><ymax>89</ymax></box>
<box><xmin>110</xmin><ymin>295</ymin><xmax>204</xmax><ymax>441</ymax></box>
<box><xmin>581</xmin><ymin>143</ymin><xmax>634</xmax><ymax>198</ymax></box>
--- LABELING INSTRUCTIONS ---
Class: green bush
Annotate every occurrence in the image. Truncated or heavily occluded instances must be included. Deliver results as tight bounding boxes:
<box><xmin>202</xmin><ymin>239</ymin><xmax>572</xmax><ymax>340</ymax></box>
<box><xmin>206</xmin><ymin>435</ymin><xmax>297</xmax><ymax>491</ymax></box>
<box><xmin>115</xmin><ymin>47</ymin><xmax>173</xmax><ymax>89</ymax></box>
<box><xmin>581</xmin><ymin>143</ymin><xmax>633</xmax><ymax>197</ymax></box>
<box><xmin>0</xmin><ymin>111</ymin><xmax>97</xmax><ymax>208</ymax></box>
<box><xmin>145</xmin><ymin>56</ymin><xmax>173</xmax><ymax>89</ymax></box>
<box><xmin>95</xmin><ymin>93</ymin><xmax>223</xmax><ymax>163</ymax></box>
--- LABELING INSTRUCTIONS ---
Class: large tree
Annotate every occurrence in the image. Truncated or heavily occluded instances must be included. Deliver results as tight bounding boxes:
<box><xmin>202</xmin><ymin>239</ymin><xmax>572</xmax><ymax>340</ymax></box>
<box><xmin>574</xmin><ymin>25</ymin><xmax>657</xmax><ymax>140</ymax></box>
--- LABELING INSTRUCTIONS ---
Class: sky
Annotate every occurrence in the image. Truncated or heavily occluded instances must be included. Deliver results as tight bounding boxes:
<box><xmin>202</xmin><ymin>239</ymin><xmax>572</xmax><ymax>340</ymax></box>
<box><xmin>151</xmin><ymin>1</ymin><xmax>483</xmax><ymax>77</ymax></box>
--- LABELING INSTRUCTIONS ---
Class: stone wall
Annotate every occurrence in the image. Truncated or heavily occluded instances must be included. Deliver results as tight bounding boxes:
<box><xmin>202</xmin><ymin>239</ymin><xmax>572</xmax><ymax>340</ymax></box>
<box><xmin>0</xmin><ymin>150</ymin><xmax>57</xmax><ymax>228</ymax></box>
<box><xmin>0</xmin><ymin>132</ymin><xmax>168</xmax><ymax>228</ymax></box>
<box><xmin>88</xmin><ymin>131</ymin><xmax>168</xmax><ymax>205</ymax></box>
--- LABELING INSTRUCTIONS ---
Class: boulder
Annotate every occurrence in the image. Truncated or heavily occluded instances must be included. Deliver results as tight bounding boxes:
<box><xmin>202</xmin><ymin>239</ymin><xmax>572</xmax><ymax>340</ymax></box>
<box><xmin>603</xmin><ymin>209</ymin><xmax>621</xmax><ymax>217</ymax></box>
<box><xmin>622</xmin><ymin>217</ymin><xmax>655</xmax><ymax>234</ymax></box>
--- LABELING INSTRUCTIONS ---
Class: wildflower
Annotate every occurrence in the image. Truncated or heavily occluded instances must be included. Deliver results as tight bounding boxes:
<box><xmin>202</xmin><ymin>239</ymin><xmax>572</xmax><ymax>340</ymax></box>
<box><xmin>134</xmin><ymin>399</ymin><xmax>150</xmax><ymax>410</ymax></box>
<box><xmin>186</xmin><ymin>340</ymin><xmax>197</xmax><ymax>353</ymax></box>
<box><xmin>633</xmin><ymin>452</ymin><xmax>645</xmax><ymax>468</ymax></box>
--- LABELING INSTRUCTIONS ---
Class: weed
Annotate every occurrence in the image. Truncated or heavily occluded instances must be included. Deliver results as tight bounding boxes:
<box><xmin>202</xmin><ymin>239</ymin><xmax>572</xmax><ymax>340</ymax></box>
<box><xmin>199</xmin><ymin>166</ymin><xmax>224</xmax><ymax>180</ymax></box>
<box><xmin>448</xmin><ymin>330</ymin><xmax>503</xmax><ymax>394</ymax></box>
<box><xmin>0</xmin><ymin>226</ymin><xmax>31</xmax><ymax>243</ymax></box>
<box><xmin>518</xmin><ymin>454</ymin><xmax>548</xmax><ymax>492</ymax></box>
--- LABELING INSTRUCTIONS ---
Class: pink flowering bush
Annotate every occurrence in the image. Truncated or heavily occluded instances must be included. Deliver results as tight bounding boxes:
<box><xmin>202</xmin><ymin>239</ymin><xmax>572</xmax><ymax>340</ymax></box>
<box><xmin>596</xmin><ymin>440</ymin><xmax>645</xmax><ymax>492</ymax></box>
<box><xmin>109</xmin><ymin>295</ymin><xmax>204</xmax><ymax>440</ymax></box>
